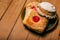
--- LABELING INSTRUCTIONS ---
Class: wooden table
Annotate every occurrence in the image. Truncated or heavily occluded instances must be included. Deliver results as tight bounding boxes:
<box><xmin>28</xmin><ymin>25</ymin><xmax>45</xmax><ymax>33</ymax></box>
<box><xmin>0</xmin><ymin>0</ymin><xmax>60</xmax><ymax>40</ymax></box>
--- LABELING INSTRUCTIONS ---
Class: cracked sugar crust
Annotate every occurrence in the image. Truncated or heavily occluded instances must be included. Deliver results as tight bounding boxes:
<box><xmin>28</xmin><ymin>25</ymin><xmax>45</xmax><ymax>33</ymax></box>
<box><xmin>38</xmin><ymin>2</ymin><xmax>56</xmax><ymax>12</ymax></box>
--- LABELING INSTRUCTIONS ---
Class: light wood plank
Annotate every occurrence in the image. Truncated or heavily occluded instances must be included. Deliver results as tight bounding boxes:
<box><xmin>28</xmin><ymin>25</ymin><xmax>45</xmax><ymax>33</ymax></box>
<box><xmin>8</xmin><ymin>0</ymin><xmax>40</xmax><ymax>40</ymax></box>
<box><xmin>0</xmin><ymin>0</ymin><xmax>12</xmax><ymax>20</ymax></box>
<box><xmin>4</xmin><ymin>0</ymin><xmax>60</xmax><ymax>40</ymax></box>
<box><xmin>8</xmin><ymin>15</ymin><xmax>29</xmax><ymax>40</ymax></box>
<box><xmin>27</xmin><ymin>32</ymin><xmax>39</xmax><ymax>40</ymax></box>
<box><xmin>0</xmin><ymin>0</ymin><xmax>26</xmax><ymax>40</ymax></box>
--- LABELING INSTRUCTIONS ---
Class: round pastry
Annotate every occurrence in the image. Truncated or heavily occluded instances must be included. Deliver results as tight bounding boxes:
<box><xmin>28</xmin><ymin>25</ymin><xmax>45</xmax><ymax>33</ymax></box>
<box><xmin>36</xmin><ymin>2</ymin><xmax>56</xmax><ymax>19</ymax></box>
<box><xmin>23</xmin><ymin>2</ymin><xmax>57</xmax><ymax>33</ymax></box>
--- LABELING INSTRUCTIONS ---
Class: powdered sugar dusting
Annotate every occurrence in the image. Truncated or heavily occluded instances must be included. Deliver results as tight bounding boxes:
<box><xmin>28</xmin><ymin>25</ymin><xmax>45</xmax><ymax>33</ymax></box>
<box><xmin>38</xmin><ymin>2</ymin><xmax>56</xmax><ymax>12</ymax></box>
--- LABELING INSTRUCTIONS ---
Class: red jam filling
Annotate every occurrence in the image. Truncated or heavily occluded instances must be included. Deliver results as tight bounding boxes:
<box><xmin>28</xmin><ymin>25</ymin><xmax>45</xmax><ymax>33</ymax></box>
<box><xmin>31</xmin><ymin>6</ymin><xmax>36</xmax><ymax>11</ymax></box>
<box><xmin>32</xmin><ymin>16</ymin><xmax>40</xmax><ymax>22</ymax></box>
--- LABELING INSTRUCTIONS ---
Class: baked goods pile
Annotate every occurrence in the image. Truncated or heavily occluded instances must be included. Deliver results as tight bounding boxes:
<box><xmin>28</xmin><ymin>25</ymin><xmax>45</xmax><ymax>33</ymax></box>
<box><xmin>23</xmin><ymin>2</ymin><xmax>56</xmax><ymax>33</ymax></box>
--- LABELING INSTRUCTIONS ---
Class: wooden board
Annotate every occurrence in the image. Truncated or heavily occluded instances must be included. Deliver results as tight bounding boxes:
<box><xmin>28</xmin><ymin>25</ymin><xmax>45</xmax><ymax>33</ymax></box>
<box><xmin>0</xmin><ymin>0</ymin><xmax>12</xmax><ymax>20</ymax></box>
<box><xmin>0</xmin><ymin>0</ymin><xmax>60</xmax><ymax>40</ymax></box>
<box><xmin>8</xmin><ymin>0</ymin><xmax>40</xmax><ymax>40</ymax></box>
<box><xmin>8</xmin><ymin>0</ymin><xmax>60</xmax><ymax>40</ymax></box>
<box><xmin>0</xmin><ymin>0</ymin><xmax>26</xmax><ymax>40</ymax></box>
<box><xmin>8</xmin><ymin>15</ymin><xmax>29</xmax><ymax>40</ymax></box>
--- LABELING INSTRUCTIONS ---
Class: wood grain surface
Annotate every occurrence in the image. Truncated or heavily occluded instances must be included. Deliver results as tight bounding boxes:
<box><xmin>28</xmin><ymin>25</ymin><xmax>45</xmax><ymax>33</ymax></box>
<box><xmin>0</xmin><ymin>0</ymin><xmax>26</xmax><ymax>40</ymax></box>
<box><xmin>0</xmin><ymin>0</ymin><xmax>60</xmax><ymax>40</ymax></box>
<box><xmin>0</xmin><ymin>0</ymin><xmax>12</xmax><ymax>20</ymax></box>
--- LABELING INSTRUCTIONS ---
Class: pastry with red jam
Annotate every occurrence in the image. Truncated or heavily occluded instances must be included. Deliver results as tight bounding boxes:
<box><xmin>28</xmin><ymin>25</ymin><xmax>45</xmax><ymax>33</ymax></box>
<box><xmin>23</xmin><ymin>2</ymin><xmax>56</xmax><ymax>33</ymax></box>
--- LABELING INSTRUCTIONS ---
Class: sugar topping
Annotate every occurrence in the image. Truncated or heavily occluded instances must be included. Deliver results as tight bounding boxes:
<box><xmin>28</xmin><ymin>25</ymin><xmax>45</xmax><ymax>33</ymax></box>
<box><xmin>38</xmin><ymin>2</ymin><xmax>56</xmax><ymax>12</ymax></box>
